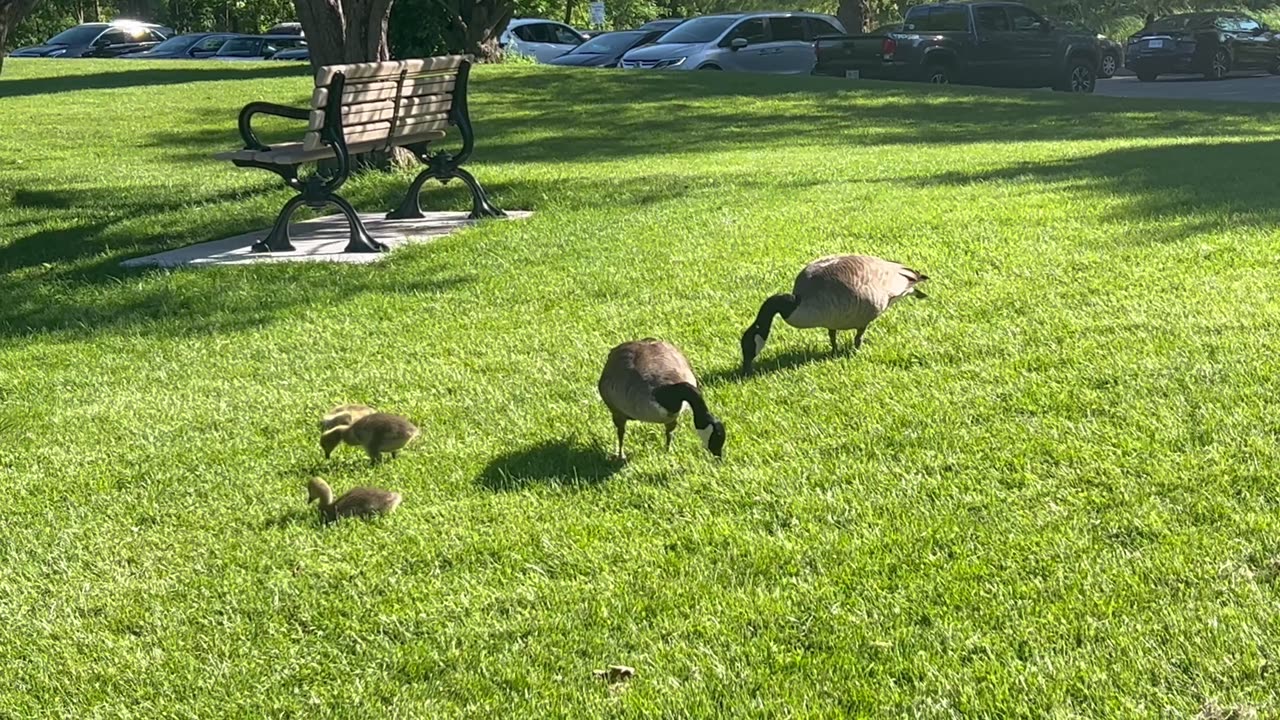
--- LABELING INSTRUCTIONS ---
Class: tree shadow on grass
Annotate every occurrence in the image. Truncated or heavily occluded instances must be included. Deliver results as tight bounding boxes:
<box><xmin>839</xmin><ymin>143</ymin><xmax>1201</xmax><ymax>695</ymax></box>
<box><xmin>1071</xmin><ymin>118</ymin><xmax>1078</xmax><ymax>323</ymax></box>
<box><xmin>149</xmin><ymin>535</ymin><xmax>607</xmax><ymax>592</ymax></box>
<box><xmin>914</xmin><ymin>138</ymin><xmax>1280</xmax><ymax>241</ymax></box>
<box><xmin>477</xmin><ymin>437</ymin><xmax>623</xmax><ymax>491</ymax></box>
<box><xmin>0</xmin><ymin>64</ymin><xmax>310</xmax><ymax>100</ymax></box>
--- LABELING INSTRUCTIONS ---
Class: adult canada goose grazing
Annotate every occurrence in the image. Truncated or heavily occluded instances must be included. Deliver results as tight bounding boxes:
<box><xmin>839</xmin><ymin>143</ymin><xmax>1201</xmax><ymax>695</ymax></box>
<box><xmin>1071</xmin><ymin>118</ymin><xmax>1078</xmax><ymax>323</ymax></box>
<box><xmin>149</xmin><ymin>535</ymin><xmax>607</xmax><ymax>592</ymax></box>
<box><xmin>320</xmin><ymin>412</ymin><xmax>419</xmax><ymax>464</ymax></box>
<box><xmin>307</xmin><ymin>477</ymin><xmax>402</xmax><ymax>524</ymax></box>
<box><xmin>739</xmin><ymin>254</ymin><xmax>929</xmax><ymax>374</ymax></box>
<box><xmin>319</xmin><ymin>403</ymin><xmax>376</xmax><ymax>433</ymax></box>
<box><xmin>598</xmin><ymin>338</ymin><xmax>725</xmax><ymax>461</ymax></box>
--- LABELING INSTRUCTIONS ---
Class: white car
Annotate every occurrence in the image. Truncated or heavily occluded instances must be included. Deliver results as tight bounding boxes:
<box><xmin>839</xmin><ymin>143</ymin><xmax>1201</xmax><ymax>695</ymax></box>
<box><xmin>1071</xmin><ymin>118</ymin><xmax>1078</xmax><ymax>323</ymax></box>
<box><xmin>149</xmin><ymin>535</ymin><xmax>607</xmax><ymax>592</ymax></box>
<box><xmin>501</xmin><ymin>18</ymin><xmax>588</xmax><ymax>62</ymax></box>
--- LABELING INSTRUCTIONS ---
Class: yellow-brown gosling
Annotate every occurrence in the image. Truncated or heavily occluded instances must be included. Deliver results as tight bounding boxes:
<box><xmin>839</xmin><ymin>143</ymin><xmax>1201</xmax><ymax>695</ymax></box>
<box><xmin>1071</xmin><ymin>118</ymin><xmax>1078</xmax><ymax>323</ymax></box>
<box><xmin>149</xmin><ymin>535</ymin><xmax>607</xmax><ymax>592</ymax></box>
<box><xmin>319</xmin><ymin>403</ymin><xmax>377</xmax><ymax>433</ymax></box>
<box><xmin>320</xmin><ymin>412</ymin><xmax>419</xmax><ymax>464</ymax></box>
<box><xmin>307</xmin><ymin>477</ymin><xmax>402</xmax><ymax>523</ymax></box>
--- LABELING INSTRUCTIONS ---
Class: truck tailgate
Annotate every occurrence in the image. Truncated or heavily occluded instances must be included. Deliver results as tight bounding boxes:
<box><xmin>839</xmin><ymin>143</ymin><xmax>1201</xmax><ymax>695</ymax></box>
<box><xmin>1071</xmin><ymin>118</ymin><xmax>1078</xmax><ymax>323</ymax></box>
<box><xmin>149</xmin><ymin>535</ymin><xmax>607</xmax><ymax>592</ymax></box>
<box><xmin>813</xmin><ymin>34</ymin><xmax>890</xmax><ymax>76</ymax></box>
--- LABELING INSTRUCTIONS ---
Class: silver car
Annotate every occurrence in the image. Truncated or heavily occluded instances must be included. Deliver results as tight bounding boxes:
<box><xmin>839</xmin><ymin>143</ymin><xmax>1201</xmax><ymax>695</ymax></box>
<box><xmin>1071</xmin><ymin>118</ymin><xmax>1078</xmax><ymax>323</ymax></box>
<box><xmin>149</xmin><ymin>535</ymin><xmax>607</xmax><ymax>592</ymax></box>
<box><xmin>619</xmin><ymin>12</ymin><xmax>845</xmax><ymax>73</ymax></box>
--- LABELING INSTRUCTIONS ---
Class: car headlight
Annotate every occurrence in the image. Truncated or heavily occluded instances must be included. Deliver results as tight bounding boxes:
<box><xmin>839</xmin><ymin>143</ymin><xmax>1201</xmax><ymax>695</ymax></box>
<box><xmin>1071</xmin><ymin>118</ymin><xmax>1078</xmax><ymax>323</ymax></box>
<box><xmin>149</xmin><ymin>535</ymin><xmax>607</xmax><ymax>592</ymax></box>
<box><xmin>1096</xmin><ymin>33</ymin><xmax>1106</xmax><ymax>40</ymax></box>
<box><xmin>654</xmin><ymin>57</ymin><xmax>686</xmax><ymax>68</ymax></box>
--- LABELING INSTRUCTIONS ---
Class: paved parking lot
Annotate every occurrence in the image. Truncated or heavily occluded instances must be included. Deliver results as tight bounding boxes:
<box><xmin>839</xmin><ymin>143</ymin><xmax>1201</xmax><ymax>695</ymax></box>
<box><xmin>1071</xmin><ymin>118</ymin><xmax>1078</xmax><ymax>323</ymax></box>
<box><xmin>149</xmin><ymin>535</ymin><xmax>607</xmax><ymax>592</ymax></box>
<box><xmin>1095</xmin><ymin>72</ymin><xmax>1280</xmax><ymax>104</ymax></box>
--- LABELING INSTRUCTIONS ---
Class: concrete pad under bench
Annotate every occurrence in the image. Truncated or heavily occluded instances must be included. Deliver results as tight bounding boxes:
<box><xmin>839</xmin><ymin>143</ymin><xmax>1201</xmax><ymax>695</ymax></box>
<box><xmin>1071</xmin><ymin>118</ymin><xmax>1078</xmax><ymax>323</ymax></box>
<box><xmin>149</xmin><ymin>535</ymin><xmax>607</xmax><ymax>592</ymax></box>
<box><xmin>120</xmin><ymin>210</ymin><xmax>530</xmax><ymax>269</ymax></box>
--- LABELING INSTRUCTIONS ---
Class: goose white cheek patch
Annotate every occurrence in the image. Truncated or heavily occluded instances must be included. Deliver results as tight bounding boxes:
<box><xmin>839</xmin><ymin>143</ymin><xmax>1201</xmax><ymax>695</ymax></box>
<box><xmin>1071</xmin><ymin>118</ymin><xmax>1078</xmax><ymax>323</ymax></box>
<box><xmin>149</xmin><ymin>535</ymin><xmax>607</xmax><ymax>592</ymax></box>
<box><xmin>695</xmin><ymin>424</ymin><xmax>714</xmax><ymax>448</ymax></box>
<box><xmin>754</xmin><ymin>334</ymin><xmax>766</xmax><ymax>355</ymax></box>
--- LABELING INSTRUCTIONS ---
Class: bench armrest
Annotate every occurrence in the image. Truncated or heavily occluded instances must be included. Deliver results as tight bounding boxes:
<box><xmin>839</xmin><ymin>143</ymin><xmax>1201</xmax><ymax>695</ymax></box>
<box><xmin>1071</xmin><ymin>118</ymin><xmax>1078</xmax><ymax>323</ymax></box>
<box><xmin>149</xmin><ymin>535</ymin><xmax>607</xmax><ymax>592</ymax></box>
<box><xmin>238</xmin><ymin>102</ymin><xmax>310</xmax><ymax>151</ymax></box>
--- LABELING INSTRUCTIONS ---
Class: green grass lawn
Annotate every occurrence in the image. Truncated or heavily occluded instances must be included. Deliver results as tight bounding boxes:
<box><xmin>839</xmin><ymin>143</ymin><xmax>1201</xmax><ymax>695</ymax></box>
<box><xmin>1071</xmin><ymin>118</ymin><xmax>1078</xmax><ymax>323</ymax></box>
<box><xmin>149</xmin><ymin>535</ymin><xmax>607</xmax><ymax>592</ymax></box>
<box><xmin>3</xmin><ymin>58</ymin><xmax>1280</xmax><ymax>717</ymax></box>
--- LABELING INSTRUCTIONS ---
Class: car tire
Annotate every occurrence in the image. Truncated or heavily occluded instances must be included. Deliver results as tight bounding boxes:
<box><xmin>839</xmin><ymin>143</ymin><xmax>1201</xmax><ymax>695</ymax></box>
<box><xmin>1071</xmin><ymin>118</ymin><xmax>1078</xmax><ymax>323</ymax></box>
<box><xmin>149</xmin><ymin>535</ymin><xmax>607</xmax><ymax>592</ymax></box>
<box><xmin>1205</xmin><ymin>48</ymin><xmax>1230</xmax><ymax>80</ymax></box>
<box><xmin>1269</xmin><ymin>57</ymin><xmax>1280</xmax><ymax>75</ymax></box>
<box><xmin>924</xmin><ymin>63</ymin><xmax>950</xmax><ymax>84</ymax></box>
<box><xmin>1055</xmin><ymin>58</ymin><xmax>1096</xmax><ymax>93</ymax></box>
<box><xmin>699</xmin><ymin>64</ymin><xmax>722</xmax><ymax>70</ymax></box>
<box><xmin>1136</xmin><ymin>70</ymin><xmax>1158</xmax><ymax>82</ymax></box>
<box><xmin>1099</xmin><ymin>52</ymin><xmax>1117</xmax><ymax>78</ymax></box>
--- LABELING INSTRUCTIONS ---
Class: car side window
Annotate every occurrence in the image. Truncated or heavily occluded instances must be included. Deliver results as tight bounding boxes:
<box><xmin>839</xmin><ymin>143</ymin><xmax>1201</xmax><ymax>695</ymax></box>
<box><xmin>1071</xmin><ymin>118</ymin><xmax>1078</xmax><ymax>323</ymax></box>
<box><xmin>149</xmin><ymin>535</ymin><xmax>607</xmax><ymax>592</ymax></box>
<box><xmin>1213</xmin><ymin>16</ymin><xmax>1238</xmax><ymax>32</ymax></box>
<box><xmin>196</xmin><ymin>36</ymin><xmax>227</xmax><ymax>51</ymax></box>
<box><xmin>804</xmin><ymin>18</ymin><xmax>841</xmax><ymax>38</ymax></box>
<box><xmin>730</xmin><ymin>18</ymin><xmax>767</xmax><ymax>44</ymax></box>
<box><xmin>1007</xmin><ymin>6</ymin><xmax>1043</xmax><ymax>31</ymax></box>
<box><xmin>975</xmin><ymin>6</ymin><xmax>1010</xmax><ymax>31</ymax></box>
<box><xmin>1236</xmin><ymin>16</ymin><xmax>1259</xmax><ymax>32</ymax></box>
<box><xmin>550</xmin><ymin>24</ymin><xmax>583</xmax><ymax>44</ymax></box>
<box><xmin>513</xmin><ymin>25</ymin><xmax>538</xmax><ymax>42</ymax></box>
<box><xmin>97</xmin><ymin>28</ymin><xmax>132</xmax><ymax>45</ymax></box>
<box><xmin>770</xmin><ymin>16</ymin><xmax>806</xmax><ymax>42</ymax></box>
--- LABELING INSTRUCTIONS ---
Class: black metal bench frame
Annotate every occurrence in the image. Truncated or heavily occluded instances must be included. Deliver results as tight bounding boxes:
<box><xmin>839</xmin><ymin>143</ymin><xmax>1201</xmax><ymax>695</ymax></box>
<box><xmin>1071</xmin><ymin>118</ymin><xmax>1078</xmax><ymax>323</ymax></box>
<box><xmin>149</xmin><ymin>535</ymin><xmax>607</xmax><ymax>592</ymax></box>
<box><xmin>229</xmin><ymin>59</ymin><xmax>503</xmax><ymax>255</ymax></box>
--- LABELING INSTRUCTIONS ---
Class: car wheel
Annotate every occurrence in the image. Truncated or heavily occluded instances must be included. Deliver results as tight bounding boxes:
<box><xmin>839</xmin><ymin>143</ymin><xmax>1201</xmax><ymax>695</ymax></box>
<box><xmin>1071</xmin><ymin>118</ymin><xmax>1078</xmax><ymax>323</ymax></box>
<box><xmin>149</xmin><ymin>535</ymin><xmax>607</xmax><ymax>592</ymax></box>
<box><xmin>1136</xmin><ymin>70</ymin><xmax>1158</xmax><ymax>82</ymax></box>
<box><xmin>1099</xmin><ymin>52</ymin><xmax>1117</xmax><ymax>78</ymax></box>
<box><xmin>1205</xmin><ymin>48</ymin><xmax>1230</xmax><ymax>80</ymax></box>
<box><xmin>924</xmin><ymin>64</ymin><xmax>950</xmax><ymax>84</ymax></box>
<box><xmin>1056</xmin><ymin>59</ymin><xmax>1096</xmax><ymax>93</ymax></box>
<box><xmin>1269</xmin><ymin>57</ymin><xmax>1280</xmax><ymax>75</ymax></box>
<box><xmin>699</xmin><ymin>64</ymin><xmax>722</xmax><ymax>70</ymax></box>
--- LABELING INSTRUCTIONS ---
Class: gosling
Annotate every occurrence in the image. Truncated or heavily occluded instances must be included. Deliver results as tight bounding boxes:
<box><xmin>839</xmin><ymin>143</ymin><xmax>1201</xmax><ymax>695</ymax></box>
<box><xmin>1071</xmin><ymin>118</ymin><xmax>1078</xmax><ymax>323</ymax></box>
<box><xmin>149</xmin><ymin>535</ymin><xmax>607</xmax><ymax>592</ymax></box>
<box><xmin>598</xmin><ymin>338</ymin><xmax>725</xmax><ymax>461</ymax></box>
<box><xmin>307</xmin><ymin>477</ymin><xmax>402</xmax><ymax>523</ymax></box>
<box><xmin>740</xmin><ymin>254</ymin><xmax>929</xmax><ymax>374</ymax></box>
<box><xmin>319</xmin><ymin>403</ymin><xmax>377</xmax><ymax>433</ymax></box>
<box><xmin>320</xmin><ymin>412</ymin><xmax>419</xmax><ymax>464</ymax></box>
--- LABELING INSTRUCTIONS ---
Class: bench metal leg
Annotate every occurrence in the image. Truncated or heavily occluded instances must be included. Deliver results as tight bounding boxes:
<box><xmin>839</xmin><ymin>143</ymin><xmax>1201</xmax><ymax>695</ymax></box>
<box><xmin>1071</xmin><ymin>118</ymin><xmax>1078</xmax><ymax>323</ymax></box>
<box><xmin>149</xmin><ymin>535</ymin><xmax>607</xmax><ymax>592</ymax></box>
<box><xmin>253</xmin><ymin>195</ymin><xmax>307</xmax><ymax>253</ymax></box>
<box><xmin>331</xmin><ymin>195</ymin><xmax>388</xmax><ymax>253</ymax></box>
<box><xmin>387</xmin><ymin>166</ymin><xmax>505</xmax><ymax>221</ymax></box>
<box><xmin>453</xmin><ymin>168</ymin><xmax>506</xmax><ymax>220</ymax></box>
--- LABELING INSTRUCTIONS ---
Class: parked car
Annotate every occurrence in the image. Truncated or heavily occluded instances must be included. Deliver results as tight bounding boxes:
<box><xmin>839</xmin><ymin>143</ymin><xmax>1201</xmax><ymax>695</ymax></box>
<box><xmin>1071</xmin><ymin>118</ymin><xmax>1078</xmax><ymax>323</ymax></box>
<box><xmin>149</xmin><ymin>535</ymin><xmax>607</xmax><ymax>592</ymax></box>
<box><xmin>620</xmin><ymin>11</ymin><xmax>846</xmax><ymax>73</ymax></box>
<box><xmin>119</xmin><ymin>32</ymin><xmax>240</xmax><ymax>59</ymax></box>
<box><xmin>212</xmin><ymin>34</ymin><xmax>307</xmax><ymax>60</ymax></box>
<box><xmin>638</xmin><ymin>17</ymin><xmax>685</xmax><ymax>32</ymax></box>
<box><xmin>812</xmin><ymin>1</ymin><xmax>1101</xmax><ymax>93</ymax></box>
<box><xmin>1049</xmin><ymin>18</ymin><xmax>1123</xmax><ymax>77</ymax></box>
<box><xmin>1125</xmin><ymin>11</ymin><xmax>1280</xmax><ymax>81</ymax></box>
<box><xmin>270</xmin><ymin>46</ymin><xmax>310</xmax><ymax>61</ymax></box>
<box><xmin>9</xmin><ymin>20</ymin><xmax>169</xmax><ymax>58</ymax></box>
<box><xmin>266</xmin><ymin>22</ymin><xmax>303</xmax><ymax>36</ymax></box>
<box><xmin>500</xmin><ymin>18</ymin><xmax>588</xmax><ymax>61</ymax></box>
<box><xmin>546</xmin><ymin>28</ymin><xmax>666</xmax><ymax>67</ymax></box>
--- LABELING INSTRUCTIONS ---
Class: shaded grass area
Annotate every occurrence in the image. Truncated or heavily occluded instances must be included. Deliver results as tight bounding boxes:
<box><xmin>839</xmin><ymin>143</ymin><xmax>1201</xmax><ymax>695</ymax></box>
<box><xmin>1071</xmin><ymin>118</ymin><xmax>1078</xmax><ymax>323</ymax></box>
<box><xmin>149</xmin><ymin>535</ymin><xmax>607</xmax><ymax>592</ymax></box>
<box><xmin>2</xmin><ymin>58</ymin><xmax>1280</xmax><ymax>717</ymax></box>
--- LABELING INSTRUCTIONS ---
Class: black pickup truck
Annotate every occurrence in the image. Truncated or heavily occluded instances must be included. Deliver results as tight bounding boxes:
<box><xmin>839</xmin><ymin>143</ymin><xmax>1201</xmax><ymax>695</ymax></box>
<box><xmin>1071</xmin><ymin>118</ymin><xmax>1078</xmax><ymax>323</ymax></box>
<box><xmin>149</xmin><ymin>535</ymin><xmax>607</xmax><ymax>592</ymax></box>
<box><xmin>813</xmin><ymin>1</ymin><xmax>1102</xmax><ymax>92</ymax></box>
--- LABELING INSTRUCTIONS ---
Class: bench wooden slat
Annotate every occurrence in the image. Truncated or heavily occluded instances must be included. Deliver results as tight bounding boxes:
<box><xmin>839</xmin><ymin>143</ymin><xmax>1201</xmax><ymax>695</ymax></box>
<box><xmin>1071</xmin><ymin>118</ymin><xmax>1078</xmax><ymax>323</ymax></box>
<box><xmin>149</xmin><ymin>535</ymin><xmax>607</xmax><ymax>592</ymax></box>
<box><xmin>314</xmin><ymin>56</ymin><xmax>467</xmax><ymax>85</ymax></box>
<box><xmin>308</xmin><ymin>97</ymin><xmax>452</xmax><ymax>131</ymax></box>
<box><xmin>311</xmin><ymin>77</ymin><xmax>456</xmax><ymax>108</ymax></box>
<box><xmin>302</xmin><ymin>115</ymin><xmax>451</xmax><ymax>150</ymax></box>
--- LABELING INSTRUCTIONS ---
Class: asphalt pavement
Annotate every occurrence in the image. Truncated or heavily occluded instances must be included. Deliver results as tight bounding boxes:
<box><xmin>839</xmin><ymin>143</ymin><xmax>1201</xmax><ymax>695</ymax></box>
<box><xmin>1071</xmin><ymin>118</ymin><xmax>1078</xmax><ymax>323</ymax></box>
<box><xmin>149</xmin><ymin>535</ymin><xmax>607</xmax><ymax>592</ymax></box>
<box><xmin>1094</xmin><ymin>70</ymin><xmax>1280</xmax><ymax>103</ymax></box>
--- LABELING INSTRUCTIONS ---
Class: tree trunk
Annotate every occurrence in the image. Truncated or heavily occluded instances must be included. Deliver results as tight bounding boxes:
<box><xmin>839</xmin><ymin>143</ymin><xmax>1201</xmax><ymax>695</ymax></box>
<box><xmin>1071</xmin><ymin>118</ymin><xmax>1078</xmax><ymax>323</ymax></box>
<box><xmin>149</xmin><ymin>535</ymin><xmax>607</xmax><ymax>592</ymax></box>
<box><xmin>294</xmin><ymin>0</ymin><xmax>394</xmax><ymax>69</ymax></box>
<box><xmin>447</xmin><ymin>0</ymin><xmax>513</xmax><ymax>62</ymax></box>
<box><xmin>836</xmin><ymin>0</ymin><xmax>871</xmax><ymax>34</ymax></box>
<box><xmin>0</xmin><ymin>0</ymin><xmax>41</xmax><ymax>76</ymax></box>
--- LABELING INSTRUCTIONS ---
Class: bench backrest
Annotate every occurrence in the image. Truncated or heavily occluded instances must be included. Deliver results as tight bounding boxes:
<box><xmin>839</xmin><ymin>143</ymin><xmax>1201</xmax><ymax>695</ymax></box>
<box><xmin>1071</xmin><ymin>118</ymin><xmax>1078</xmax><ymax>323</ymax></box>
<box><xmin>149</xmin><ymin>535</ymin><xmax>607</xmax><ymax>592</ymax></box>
<box><xmin>304</xmin><ymin>56</ymin><xmax>469</xmax><ymax>151</ymax></box>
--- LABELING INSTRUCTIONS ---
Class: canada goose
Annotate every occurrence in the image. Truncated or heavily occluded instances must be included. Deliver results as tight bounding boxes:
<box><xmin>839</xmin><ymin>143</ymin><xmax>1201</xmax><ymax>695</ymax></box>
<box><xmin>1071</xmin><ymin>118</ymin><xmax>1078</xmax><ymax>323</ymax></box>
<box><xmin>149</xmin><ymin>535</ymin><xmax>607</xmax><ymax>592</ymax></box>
<box><xmin>597</xmin><ymin>338</ymin><xmax>725</xmax><ymax>461</ymax></box>
<box><xmin>739</xmin><ymin>254</ymin><xmax>929</xmax><ymax>374</ymax></box>
<box><xmin>319</xmin><ymin>403</ymin><xmax>376</xmax><ymax>433</ymax></box>
<box><xmin>307</xmin><ymin>477</ymin><xmax>402</xmax><ymax>523</ymax></box>
<box><xmin>320</xmin><ymin>412</ymin><xmax>419</xmax><ymax>464</ymax></box>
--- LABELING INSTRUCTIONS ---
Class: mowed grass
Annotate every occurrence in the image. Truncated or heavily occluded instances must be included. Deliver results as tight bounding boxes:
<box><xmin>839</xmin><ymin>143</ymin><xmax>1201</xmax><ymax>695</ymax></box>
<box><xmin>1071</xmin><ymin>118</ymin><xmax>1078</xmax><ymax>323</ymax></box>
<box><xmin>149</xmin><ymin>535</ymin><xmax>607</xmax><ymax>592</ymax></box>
<box><xmin>2</xmin><ymin>58</ymin><xmax>1280</xmax><ymax>717</ymax></box>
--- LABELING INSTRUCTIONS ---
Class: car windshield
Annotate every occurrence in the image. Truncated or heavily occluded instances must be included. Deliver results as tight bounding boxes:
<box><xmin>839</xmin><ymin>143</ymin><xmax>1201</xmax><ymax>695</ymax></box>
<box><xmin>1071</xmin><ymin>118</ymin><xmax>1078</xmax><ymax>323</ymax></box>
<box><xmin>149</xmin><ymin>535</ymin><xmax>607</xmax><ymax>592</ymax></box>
<box><xmin>656</xmin><ymin>15</ymin><xmax>737</xmax><ymax>43</ymax></box>
<box><xmin>45</xmin><ymin>25</ymin><xmax>105</xmax><ymax>45</ymax></box>
<box><xmin>570</xmin><ymin>31</ymin><xmax>644</xmax><ymax>53</ymax></box>
<box><xmin>218</xmin><ymin>37</ymin><xmax>261</xmax><ymax>55</ymax></box>
<box><xmin>1147</xmin><ymin>14</ymin><xmax>1213</xmax><ymax>31</ymax></box>
<box><xmin>149</xmin><ymin>34</ymin><xmax>200</xmax><ymax>52</ymax></box>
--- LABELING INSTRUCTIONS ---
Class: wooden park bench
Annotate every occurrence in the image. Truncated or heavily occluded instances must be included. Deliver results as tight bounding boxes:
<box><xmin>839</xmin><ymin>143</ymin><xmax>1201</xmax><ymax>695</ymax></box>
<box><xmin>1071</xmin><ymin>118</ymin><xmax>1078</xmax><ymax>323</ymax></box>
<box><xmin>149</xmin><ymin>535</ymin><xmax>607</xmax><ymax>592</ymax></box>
<box><xmin>215</xmin><ymin>55</ymin><xmax>505</xmax><ymax>254</ymax></box>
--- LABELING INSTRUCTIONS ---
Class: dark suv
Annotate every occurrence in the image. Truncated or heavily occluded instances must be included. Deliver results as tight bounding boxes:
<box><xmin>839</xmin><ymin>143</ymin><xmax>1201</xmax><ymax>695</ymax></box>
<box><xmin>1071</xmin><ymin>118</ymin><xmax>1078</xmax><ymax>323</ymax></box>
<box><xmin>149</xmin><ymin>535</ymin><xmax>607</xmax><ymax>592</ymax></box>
<box><xmin>1125</xmin><ymin>11</ymin><xmax>1280</xmax><ymax>81</ymax></box>
<box><xmin>9</xmin><ymin>21</ymin><xmax>170</xmax><ymax>58</ymax></box>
